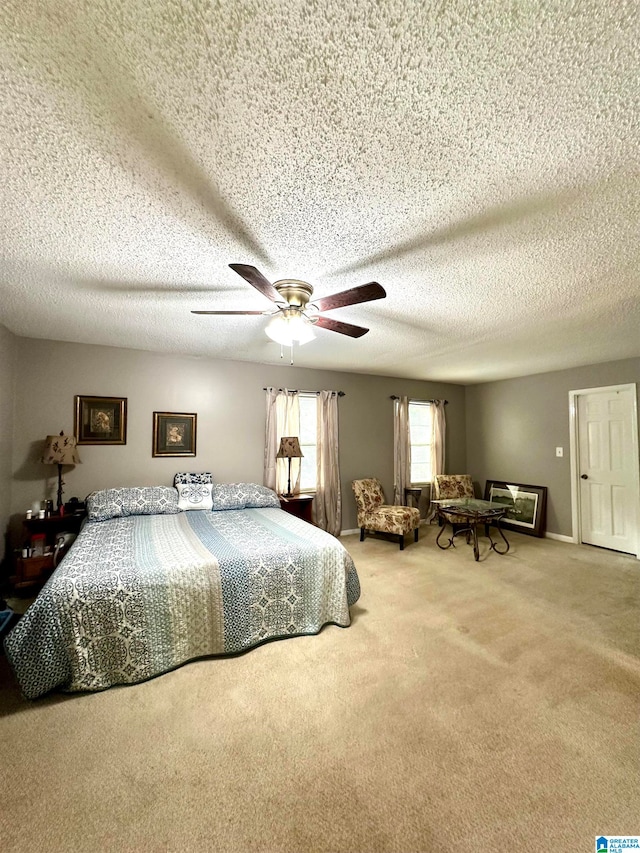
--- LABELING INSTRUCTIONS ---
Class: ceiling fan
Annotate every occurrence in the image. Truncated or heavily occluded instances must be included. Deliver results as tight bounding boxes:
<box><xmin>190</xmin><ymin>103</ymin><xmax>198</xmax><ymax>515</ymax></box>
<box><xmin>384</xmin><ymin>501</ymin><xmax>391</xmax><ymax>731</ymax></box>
<box><xmin>191</xmin><ymin>264</ymin><xmax>386</xmax><ymax>347</ymax></box>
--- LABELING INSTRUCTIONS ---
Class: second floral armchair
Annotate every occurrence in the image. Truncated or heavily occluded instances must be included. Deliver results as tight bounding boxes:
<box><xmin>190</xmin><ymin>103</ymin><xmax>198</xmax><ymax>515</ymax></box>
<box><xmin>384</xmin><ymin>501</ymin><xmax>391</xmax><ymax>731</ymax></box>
<box><xmin>432</xmin><ymin>474</ymin><xmax>475</xmax><ymax>501</ymax></box>
<box><xmin>352</xmin><ymin>478</ymin><xmax>420</xmax><ymax>550</ymax></box>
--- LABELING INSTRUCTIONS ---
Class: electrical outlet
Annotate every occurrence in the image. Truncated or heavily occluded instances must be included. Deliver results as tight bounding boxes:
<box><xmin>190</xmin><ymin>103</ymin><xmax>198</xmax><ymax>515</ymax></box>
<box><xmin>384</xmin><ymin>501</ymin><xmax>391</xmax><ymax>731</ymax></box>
<box><xmin>555</xmin><ymin>447</ymin><xmax>563</xmax><ymax>457</ymax></box>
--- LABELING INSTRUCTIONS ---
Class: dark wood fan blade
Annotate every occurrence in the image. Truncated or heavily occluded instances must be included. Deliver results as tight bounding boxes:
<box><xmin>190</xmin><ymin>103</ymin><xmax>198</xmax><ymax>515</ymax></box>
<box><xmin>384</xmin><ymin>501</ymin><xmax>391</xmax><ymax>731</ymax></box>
<box><xmin>315</xmin><ymin>316</ymin><xmax>369</xmax><ymax>337</ymax></box>
<box><xmin>229</xmin><ymin>264</ymin><xmax>282</xmax><ymax>303</ymax></box>
<box><xmin>191</xmin><ymin>310</ymin><xmax>268</xmax><ymax>315</ymax></box>
<box><xmin>313</xmin><ymin>282</ymin><xmax>386</xmax><ymax>313</ymax></box>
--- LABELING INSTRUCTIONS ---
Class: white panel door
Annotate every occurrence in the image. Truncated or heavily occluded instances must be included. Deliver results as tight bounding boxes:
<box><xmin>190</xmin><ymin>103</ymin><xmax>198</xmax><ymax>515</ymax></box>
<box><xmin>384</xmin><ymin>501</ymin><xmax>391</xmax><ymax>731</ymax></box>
<box><xmin>577</xmin><ymin>387</ymin><xmax>637</xmax><ymax>553</ymax></box>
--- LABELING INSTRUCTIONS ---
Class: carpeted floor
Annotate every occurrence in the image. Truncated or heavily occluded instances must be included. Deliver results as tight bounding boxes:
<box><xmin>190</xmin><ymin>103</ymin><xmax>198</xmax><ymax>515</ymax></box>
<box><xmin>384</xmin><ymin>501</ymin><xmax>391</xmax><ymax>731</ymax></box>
<box><xmin>1</xmin><ymin>525</ymin><xmax>638</xmax><ymax>852</ymax></box>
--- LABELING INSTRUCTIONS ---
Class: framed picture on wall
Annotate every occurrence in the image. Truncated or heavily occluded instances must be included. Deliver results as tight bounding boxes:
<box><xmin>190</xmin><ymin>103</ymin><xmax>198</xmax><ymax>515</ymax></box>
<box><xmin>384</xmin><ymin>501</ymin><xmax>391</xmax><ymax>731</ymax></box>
<box><xmin>152</xmin><ymin>412</ymin><xmax>197</xmax><ymax>457</ymax></box>
<box><xmin>75</xmin><ymin>396</ymin><xmax>127</xmax><ymax>445</ymax></box>
<box><xmin>483</xmin><ymin>480</ymin><xmax>547</xmax><ymax>537</ymax></box>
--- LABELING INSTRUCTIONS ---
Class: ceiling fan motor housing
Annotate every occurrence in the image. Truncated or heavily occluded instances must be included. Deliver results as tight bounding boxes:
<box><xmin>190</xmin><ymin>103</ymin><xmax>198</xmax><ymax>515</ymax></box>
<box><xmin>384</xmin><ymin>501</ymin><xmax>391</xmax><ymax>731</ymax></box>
<box><xmin>273</xmin><ymin>279</ymin><xmax>314</xmax><ymax>309</ymax></box>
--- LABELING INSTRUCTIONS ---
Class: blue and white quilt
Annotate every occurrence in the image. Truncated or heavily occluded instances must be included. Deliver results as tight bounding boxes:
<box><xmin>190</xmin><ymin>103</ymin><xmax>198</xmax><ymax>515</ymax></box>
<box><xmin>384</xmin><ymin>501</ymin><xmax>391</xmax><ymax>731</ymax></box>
<box><xmin>5</xmin><ymin>508</ymin><xmax>360</xmax><ymax>699</ymax></box>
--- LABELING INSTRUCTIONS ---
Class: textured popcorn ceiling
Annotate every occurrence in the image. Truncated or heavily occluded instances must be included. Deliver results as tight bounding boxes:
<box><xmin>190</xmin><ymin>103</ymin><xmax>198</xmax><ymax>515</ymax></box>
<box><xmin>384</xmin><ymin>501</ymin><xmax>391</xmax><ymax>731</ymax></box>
<box><xmin>1</xmin><ymin>0</ymin><xmax>639</xmax><ymax>383</ymax></box>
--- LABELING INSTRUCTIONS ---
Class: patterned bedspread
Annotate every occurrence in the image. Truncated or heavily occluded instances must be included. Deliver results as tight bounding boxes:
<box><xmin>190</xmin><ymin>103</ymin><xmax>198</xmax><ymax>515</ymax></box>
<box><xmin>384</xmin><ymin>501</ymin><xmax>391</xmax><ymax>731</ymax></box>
<box><xmin>5</xmin><ymin>508</ymin><xmax>360</xmax><ymax>699</ymax></box>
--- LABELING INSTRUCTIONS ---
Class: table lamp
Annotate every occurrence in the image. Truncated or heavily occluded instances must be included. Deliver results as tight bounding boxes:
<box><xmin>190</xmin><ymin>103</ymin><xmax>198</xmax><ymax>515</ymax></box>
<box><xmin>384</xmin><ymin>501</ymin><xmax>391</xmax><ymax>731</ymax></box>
<box><xmin>42</xmin><ymin>431</ymin><xmax>81</xmax><ymax>512</ymax></box>
<box><xmin>276</xmin><ymin>436</ymin><xmax>303</xmax><ymax>497</ymax></box>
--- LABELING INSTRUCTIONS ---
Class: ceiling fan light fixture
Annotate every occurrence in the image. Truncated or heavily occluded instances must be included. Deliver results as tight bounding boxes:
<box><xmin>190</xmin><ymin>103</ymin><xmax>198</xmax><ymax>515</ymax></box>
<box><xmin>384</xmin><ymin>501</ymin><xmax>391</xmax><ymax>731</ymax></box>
<box><xmin>194</xmin><ymin>265</ymin><xmax>385</xmax><ymax>349</ymax></box>
<box><xmin>265</xmin><ymin>310</ymin><xmax>316</xmax><ymax>346</ymax></box>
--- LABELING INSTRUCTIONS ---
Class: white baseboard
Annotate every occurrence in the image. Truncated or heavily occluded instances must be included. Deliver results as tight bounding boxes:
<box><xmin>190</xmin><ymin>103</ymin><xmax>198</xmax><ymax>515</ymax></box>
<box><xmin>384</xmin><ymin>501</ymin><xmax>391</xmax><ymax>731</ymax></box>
<box><xmin>545</xmin><ymin>531</ymin><xmax>574</xmax><ymax>544</ymax></box>
<box><xmin>545</xmin><ymin>531</ymin><xmax>640</xmax><ymax>558</ymax></box>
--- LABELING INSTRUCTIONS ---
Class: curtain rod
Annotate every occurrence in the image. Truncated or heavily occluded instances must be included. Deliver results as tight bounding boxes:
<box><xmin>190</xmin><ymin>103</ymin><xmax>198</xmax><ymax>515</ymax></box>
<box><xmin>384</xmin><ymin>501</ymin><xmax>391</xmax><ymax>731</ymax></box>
<box><xmin>390</xmin><ymin>396</ymin><xmax>448</xmax><ymax>403</ymax></box>
<box><xmin>264</xmin><ymin>388</ymin><xmax>345</xmax><ymax>396</ymax></box>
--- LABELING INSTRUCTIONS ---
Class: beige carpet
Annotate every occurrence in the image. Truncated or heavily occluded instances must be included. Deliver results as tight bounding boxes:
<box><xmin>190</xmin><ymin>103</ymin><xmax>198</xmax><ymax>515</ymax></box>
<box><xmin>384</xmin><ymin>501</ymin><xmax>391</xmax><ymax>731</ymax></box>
<box><xmin>1</xmin><ymin>526</ymin><xmax>638</xmax><ymax>852</ymax></box>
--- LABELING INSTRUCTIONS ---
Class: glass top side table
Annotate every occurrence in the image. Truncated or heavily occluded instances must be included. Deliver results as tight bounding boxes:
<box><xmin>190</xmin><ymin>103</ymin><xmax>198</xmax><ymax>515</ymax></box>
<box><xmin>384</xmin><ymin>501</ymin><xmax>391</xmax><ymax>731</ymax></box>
<box><xmin>432</xmin><ymin>497</ymin><xmax>510</xmax><ymax>561</ymax></box>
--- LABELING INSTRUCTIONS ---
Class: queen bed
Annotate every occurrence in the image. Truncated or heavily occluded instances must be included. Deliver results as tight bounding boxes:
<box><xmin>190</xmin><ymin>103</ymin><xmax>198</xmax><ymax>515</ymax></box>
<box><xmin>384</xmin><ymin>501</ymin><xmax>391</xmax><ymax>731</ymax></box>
<box><xmin>5</xmin><ymin>483</ymin><xmax>360</xmax><ymax>699</ymax></box>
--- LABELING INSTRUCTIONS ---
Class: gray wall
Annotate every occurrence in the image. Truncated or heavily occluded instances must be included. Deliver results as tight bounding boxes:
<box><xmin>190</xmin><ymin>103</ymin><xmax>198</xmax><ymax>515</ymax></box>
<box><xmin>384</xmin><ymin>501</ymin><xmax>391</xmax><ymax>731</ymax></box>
<box><xmin>6</xmin><ymin>335</ymin><xmax>640</xmax><ymax>552</ymax></box>
<box><xmin>0</xmin><ymin>325</ymin><xmax>17</xmax><ymax>563</ymax></box>
<box><xmin>466</xmin><ymin>358</ymin><xmax>640</xmax><ymax>536</ymax></box>
<box><xmin>8</xmin><ymin>338</ymin><xmax>467</xmax><ymax>544</ymax></box>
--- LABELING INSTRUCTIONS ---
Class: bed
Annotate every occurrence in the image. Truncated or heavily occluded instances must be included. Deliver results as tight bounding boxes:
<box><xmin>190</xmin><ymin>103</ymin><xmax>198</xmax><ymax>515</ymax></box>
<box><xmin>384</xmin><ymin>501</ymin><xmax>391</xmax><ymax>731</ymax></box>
<box><xmin>5</xmin><ymin>483</ymin><xmax>360</xmax><ymax>699</ymax></box>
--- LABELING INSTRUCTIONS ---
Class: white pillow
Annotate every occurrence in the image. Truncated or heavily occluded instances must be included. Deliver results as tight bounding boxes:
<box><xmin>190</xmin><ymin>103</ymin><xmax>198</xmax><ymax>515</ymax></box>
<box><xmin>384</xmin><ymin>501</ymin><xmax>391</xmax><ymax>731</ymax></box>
<box><xmin>173</xmin><ymin>472</ymin><xmax>214</xmax><ymax>511</ymax></box>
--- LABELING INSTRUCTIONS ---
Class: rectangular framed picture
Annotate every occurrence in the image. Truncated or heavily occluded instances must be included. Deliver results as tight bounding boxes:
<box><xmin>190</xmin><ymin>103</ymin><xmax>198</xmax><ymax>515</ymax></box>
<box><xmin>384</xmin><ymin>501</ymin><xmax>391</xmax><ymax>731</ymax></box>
<box><xmin>484</xmin><ymin>480</ymin><xmax>548</xmax><ymax>537</ymax></box>
<box><xmin>153</xmin><ymin>412</ymin><xmax>197</xmax><ymax>457</ymax></box>
<box><xmin>75</xmin><ymin>396</ymin><xmax>127</xmax><ymax>445</ymax></box>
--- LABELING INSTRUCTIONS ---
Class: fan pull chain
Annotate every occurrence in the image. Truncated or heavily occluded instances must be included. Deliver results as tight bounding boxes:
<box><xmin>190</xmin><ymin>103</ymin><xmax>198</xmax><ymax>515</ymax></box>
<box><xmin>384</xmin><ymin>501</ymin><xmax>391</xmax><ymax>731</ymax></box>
<box><xmin>278</xmin><ymin>342</ymin><xmax>295</xmax><ymax>364</ymax></box>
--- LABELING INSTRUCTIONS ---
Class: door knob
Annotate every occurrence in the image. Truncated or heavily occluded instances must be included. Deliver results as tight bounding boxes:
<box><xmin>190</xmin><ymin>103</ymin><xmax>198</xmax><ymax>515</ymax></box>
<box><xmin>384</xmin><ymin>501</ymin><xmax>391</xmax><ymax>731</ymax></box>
<box><xmin>581</xmin><ymin>474</ymin><xmax>588</xmax><ymax>479</ymax></box>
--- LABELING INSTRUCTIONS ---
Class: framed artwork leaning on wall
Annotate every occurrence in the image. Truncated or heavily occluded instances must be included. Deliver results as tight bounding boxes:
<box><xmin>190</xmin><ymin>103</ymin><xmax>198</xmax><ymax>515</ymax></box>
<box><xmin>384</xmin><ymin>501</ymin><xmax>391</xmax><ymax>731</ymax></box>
<box><xmin>152</xmin><ymin>412</ymin><xmax>197</xmax><ymax>457</ymax></box>
<box><xmin>75</xmin><ymin>396</ymin><xmax>127</xmax><ymax>445</ymax></box>
<box><xmin>483</xmin><ymin>480</ymin><xmax>547</xmax><ymax>537</ymax></box>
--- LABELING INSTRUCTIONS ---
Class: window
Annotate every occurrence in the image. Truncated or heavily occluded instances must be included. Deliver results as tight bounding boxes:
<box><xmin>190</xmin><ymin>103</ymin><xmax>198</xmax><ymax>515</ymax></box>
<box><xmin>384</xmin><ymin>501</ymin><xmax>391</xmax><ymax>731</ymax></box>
<box><xmin>298</xmin><ymin>394</ymin><xmax>317</xmax><ymax>491</ymax></box>
<box><xmin>409</xmin><ymin>401</ymin><xmax>432</xmax><ymax>484</ymax></box>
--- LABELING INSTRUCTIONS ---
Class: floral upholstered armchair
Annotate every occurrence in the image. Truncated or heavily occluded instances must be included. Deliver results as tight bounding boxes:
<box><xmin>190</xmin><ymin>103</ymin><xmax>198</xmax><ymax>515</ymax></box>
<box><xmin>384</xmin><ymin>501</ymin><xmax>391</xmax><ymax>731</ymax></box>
<box><xmin>432</xmin><ymin>474</ymin><xmax>475</xmax><ymax>528</ymax></box>
<box><xmin>433</xmin><ymin>474</ymin><xmax>474</xmax><ymax>501</ymax></box>
<box><xmin>352</xmin><ymin>478</ymin><xmax>420</xmax><ymax>550</ymax></box>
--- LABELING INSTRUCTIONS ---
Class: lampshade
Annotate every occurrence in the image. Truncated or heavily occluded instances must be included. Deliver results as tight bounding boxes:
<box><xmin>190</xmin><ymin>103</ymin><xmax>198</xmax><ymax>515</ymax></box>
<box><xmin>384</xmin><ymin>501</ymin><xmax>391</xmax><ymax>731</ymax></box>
<box><xmin>277</xmin><ymin>436</ymin><xmax>303</xmax><ymax>459</ymax></box>
<box><xmin>266</xmin><ymin>310</ymin><xmax>316</xmax><ymax>346</ymax></box>
<box><xmin>42</xmin><ymin>432</ymin><xmax>81</xmax><ymax>466</ymax></box>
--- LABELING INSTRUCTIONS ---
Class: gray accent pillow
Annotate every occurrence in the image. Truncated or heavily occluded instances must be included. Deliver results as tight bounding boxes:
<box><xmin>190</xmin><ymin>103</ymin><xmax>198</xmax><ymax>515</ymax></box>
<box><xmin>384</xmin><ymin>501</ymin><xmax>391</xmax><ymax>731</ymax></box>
<box><xmin>212</xmin><ymin>483</ymin><xmax>280</xmax><ymax>511</ymax></box>
<box><xmin>87</xmin><ymin>486</ymin><xmax>180</xmax><ymax>521</ymax></box>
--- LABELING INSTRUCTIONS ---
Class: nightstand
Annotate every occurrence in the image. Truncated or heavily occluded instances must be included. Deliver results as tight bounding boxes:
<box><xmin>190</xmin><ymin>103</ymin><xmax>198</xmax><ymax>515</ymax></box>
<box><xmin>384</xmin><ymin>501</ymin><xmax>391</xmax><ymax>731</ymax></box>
<box><xmin>279</xmin><ymin>494</ymin><xmax>315</xmax><ymax>524</ymax></box>
<box><xmin>11</xmin><ymin>511</ymin><xmax>86</xmax><ymax>591</ymax></box>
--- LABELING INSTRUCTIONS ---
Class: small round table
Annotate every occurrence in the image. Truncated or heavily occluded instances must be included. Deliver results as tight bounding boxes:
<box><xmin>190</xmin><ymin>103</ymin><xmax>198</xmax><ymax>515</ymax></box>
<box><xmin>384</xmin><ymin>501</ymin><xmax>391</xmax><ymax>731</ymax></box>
<box><xmin>404</xmin><ymin>487</ymin><xmax>422</xmax><ymax>510</ymax></box>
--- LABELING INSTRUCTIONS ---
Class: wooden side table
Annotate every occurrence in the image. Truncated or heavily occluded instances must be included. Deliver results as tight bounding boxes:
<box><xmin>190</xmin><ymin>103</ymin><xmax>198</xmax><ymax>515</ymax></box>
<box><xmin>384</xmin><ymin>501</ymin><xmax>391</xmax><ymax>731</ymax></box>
<box><xmin>11</xmin><ymin>511</ymin><xmax>86</xmax><ymax>591</ymax></box>
<box><xmin>279</xmin><ymin>494</ymin><xmax>315</xmax><ymax>524</ymax></box>
<box><xmin>404</xmin><ymin>487</ymin><xmax>422</xmax><ymax>510</ymax></box>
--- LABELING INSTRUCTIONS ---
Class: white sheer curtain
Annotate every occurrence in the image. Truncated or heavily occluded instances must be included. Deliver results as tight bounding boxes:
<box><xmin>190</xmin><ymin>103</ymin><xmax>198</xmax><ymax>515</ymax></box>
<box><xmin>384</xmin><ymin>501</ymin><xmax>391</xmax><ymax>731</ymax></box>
<box><xmin>431</xmin><ymin>399</ymin><xmax>446</xmax><ymax>478</ymax></box>
<box><xmin>393</xmin><ymin>396</ymin><xmax>411</xmax><ymax>506</ymax></box>
<box><xmin>316</xmin><ymin>390</ymin><xmax>341</xmax><ymax>536</ymax></box>
<box><xmin>264</xmin><ymin>388</ymin><xmax>300</xmax><ymax>494</ymax></box>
